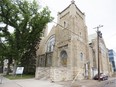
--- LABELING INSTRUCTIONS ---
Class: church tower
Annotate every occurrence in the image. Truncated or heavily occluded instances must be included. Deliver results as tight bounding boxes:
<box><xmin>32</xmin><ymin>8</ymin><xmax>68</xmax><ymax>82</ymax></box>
<box><xmin>52</xmin><ymin>0</ymin><xmax>89</xmax><ymax>80</ymax></box>
<box><xmin>36</xmin><ymin>0</ymin><xmax>89</xmax><ymax>81</ymax></box>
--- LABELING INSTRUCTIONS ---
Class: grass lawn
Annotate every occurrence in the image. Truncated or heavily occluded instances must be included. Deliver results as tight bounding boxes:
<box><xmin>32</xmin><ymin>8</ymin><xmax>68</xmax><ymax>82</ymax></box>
<box><xmin>4</xmin><ymin>74</ymin><xmax>35</xmax><ymax>80</ymax></box>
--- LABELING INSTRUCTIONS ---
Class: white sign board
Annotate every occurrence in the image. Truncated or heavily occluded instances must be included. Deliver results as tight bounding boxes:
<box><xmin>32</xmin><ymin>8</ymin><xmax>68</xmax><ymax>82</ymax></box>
<box><xmin>16</xmin><ymin>67</ymin><xmax>24</xmax><ymax>74</ymax></box>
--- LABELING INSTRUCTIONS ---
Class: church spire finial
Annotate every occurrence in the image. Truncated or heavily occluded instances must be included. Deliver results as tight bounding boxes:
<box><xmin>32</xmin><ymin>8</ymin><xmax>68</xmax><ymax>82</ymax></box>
<box><xmin>71</xmin><ymin>0</ymin><xmax>75</xmax><ymax>4</ymax></box>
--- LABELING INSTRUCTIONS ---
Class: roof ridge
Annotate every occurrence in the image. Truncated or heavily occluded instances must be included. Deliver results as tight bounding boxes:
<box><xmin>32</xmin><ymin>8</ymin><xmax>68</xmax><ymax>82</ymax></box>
<box><xmin>59</xmin><ymin>1</ymin><xmax>84</xmax><ymax>15</ymax></box>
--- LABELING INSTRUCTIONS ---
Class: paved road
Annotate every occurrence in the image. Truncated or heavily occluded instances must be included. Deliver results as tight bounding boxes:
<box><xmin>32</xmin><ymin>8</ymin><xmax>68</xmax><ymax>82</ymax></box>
<box><xmin>78</xmin><ymin>78</ymin><xmax>116</xmax><ymax>87</ymax></box>
<box><xmin>98</xmin><ymin>79</ymin><xmax>116</xmax><ymax>87</ymax></box>
<box><xmin>58</xmin><ymin>77</ymin><xmax>116</xmax><ymax>87</ymax></box>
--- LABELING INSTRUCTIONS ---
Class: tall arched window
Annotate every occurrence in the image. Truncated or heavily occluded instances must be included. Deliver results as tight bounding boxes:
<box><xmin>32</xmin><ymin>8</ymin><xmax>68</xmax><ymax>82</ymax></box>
<box><xmin>46</xmin><ymin>35</ymin><xmax>55</xmax><ymax>52</ymax></box>
<box><xmin>60</xmin><ymin>50</ymin><xmax>68</xmax><ymax>66</ymax></box>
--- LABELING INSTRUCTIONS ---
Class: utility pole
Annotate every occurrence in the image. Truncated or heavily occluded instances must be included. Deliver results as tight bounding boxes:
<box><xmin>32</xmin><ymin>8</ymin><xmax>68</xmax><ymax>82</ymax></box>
<box><xmin>94</xmin><ymin>25</ymin><xmax>103</xmax><ymax>81</ymax></box>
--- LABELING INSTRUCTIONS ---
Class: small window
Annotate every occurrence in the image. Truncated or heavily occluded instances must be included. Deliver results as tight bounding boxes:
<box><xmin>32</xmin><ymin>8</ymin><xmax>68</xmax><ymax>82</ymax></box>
<box><xmin>80</xmin><ymin>32</ymin><xmax>81</xmax><ymax>36</ymax></box>
<box><xmin>64</xmin><ymin>21</ymin><xmax>66</xmax><ymax>28</ymax></box>
<box><xmin>80</xmin><ymin>52</ymin><xmax>83</xmax><ymax>61</ymax></box>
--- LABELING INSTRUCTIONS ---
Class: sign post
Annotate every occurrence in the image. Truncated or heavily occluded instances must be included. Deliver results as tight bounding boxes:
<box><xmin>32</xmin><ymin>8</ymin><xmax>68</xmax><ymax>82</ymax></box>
<box><xmin>0</xmin><ymin>75</ymin><xmax>3</xmax><ymax>84</ymax></box>
<box><xmin>16</xmin><ymin>67</ymin><xmax>24</xmax><ymax>77</ymax></box>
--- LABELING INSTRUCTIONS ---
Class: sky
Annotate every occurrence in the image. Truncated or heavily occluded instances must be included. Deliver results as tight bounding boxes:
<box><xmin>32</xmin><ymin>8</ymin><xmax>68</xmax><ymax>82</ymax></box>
<box><xmin>37</xmin><ymin>0</ymin><xmax>116</xmax><ymax>52</ymax></box>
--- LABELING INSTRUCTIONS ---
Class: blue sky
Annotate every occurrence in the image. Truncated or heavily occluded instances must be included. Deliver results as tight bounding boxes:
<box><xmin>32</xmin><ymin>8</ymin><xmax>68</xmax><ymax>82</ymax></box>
<box><xmin>38</xmin><ymin>0</ymin><xmax>116</xmax><ymax>52</ymax></box>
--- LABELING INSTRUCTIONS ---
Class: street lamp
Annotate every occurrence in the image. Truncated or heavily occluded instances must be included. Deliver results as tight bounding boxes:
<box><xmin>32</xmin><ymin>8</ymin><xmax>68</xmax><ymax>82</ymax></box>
<box><xmin>93</xmin><ymin>25</ymin><xmax>103</xmax><ymax>81</ymax></box>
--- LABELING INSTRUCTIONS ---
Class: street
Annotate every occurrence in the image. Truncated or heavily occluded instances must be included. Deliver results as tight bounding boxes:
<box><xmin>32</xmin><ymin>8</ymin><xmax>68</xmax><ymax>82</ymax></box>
<box><xmin>61</xmin><ymin>77</ymin><xmax>116</xmax><ymax>87</ymax></box>
<box><xmin>98</xmin><ymin>79</ymin><xmax>116</xmax><ymax>87</ymax></box>
<box><xmin>82</xmin><ymin>78</ymin><xmax>116</xmax><ymax>87</ymax></box>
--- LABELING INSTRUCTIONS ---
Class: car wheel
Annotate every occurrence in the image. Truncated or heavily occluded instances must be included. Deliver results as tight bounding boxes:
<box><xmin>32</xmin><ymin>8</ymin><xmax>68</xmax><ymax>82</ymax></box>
<box><xmin>102</xmin><ymin>77</ymin><xmax>105</xmax><ymax>81</ymax></box>
<box><xmin>106</xmin><ymin>77</ymin><xmax>108</xmax><ymax>80</ymax></box>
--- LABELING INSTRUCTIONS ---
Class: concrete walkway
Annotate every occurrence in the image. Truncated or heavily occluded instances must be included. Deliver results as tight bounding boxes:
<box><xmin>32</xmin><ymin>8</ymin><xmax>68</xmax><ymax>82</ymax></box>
<box><xmin>0</xmin><ymin>76</ymin><xmax>115</xmax><ymax>87</ymax></box>
<box><xmin>0</xmin><ymin>77</ymin><xmax>63</xmax><ymax>87</ymax></box>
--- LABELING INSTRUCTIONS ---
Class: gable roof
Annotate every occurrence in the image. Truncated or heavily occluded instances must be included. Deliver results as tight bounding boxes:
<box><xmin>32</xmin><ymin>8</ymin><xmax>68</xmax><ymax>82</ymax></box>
<box><xmin>59</xmin><ymin>0</ymin><xmax>84</xmax><ymax>15</ymax></box>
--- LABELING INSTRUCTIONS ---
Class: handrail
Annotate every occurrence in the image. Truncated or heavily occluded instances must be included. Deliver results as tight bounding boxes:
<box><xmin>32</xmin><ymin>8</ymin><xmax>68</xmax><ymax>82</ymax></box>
<box><xmin>71</xmin><ymin>66</ymin><xmax>84</xmax><ymax>84</ymax></box>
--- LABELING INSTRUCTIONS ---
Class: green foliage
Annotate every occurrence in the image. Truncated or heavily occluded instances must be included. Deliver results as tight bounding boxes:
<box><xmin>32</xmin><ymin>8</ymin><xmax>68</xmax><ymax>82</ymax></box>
<box><xmin>0</xmin><ymin>0</ymin><xmax>53</xmax><ymax>74</ymax></box>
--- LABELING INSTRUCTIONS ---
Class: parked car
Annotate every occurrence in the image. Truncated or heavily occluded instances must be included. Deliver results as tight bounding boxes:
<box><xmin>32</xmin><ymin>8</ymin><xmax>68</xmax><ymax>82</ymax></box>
<box><xmin>93</xmin><ymin>73</ymin><xmax>108</xmax><ymax>81</ymax></box>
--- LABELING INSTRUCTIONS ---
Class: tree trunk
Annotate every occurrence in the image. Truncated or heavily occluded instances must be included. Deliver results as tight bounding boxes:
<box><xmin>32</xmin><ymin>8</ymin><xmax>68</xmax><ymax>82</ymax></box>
<box><xmin>13</xmin><ymin>60</ymin><xmax>17</xmax><ymax>76</ymax></box>
<box><xmin>6</xmin><ymin>60</ymin><xmax>10</xmax><ymax>75</ymax></box>
<box><xmin>6</xmin><ymin>58</ymin><xmax>13</xmax><ymax>75</ymax></box>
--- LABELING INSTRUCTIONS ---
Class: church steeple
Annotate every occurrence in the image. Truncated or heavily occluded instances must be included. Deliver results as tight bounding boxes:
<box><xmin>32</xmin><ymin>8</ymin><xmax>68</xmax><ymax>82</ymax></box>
<box><xmin>57</xmin><ymin>0</ymin><xmax>85</xmax><ymax>24</ymax></box>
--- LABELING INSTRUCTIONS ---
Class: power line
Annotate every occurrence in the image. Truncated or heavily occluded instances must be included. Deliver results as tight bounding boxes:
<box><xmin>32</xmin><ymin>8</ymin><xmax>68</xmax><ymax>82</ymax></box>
<box><xmin>52</xmin><ymin>21</ymin><xmax>80</xmax><ymax>37</ymax></box>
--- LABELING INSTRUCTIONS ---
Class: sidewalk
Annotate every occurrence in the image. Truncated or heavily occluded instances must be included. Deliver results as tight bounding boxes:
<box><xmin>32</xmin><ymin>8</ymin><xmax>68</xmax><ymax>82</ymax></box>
<box><xmin>0</xmin><ymin>76</ymin><xmax>115</xmax><ymax>87</ymax></box>
<box><xmin>0</xmin><ymin>77</ymin><xmax>63</xmax><ymax>87</ymax></box>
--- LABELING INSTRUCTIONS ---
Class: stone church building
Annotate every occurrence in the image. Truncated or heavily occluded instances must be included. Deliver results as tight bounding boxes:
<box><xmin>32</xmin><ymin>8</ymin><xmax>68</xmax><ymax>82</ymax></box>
<box><xmin>35</xmin><ymin>1</ymin><xmax>112</xmax><ymax>81</ymax></box>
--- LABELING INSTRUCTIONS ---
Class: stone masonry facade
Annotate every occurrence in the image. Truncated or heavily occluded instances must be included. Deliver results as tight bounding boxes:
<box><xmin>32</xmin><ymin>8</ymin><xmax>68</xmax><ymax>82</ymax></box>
<box><xmin>35</xmin><ymin>1</ymin><xmax>113</xmax><ymax>81</ymax></box>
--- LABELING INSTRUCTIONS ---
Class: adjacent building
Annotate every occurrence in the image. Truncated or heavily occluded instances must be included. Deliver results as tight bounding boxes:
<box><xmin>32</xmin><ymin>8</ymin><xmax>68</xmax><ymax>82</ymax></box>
<box><xmin>35</xmin><ymin>1</ymin><xmax>112</xmax><ymax>81</ymax></box>
<box><xmin>108</xmin><ymin>49</ymin><xmax>116</xmax><ymax>72</ymax></box>
<box><xmin>88</xmin><ymin>34</ymin><xmax>112</xmax><ymax>78</ymax></box>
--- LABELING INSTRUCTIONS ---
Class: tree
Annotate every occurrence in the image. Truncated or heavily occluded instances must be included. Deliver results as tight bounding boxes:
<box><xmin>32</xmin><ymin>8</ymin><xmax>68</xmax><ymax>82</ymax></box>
<box><xmin>0</xmin><ymin>32</ymin><xmax>15</xmax><ymax>74</ymax></box>
<box><xmin>0</xmin><ymin>39</ymin><xmax>4</xmax><ymax>72</ymax></box>
<box><xmin>0</xmin><ymin>0</ymin><xmax>53</xmax><ymax>74</ymax></box>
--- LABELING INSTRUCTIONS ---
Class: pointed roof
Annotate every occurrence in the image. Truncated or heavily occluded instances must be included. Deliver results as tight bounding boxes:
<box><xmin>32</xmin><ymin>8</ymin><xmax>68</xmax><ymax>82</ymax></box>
<box><xmin>59</xmin><ymin>0</ymin><xmax>84</xmax><ymax>15</ymax></box>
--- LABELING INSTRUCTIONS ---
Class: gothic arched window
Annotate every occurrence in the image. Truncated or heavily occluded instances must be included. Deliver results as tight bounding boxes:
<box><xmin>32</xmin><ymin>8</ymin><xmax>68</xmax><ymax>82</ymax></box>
<box><xmin>46</xmin><ymin>35</ymin><xmax>55</xmax><ymax>52</ymax></box>
<box><xmin>60</xmin><ymin>50</ymin><xmax>68</xmax><ymax>66</ymax></box>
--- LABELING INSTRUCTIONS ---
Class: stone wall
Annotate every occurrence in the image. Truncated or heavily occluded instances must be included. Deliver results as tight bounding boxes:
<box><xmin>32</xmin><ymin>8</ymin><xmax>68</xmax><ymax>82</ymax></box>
<box><xmin>35</xmin><ymin>67</ymin><xmax>50</xmax><ymax>80</ymax></box>
<box><xmin>50</xmin><ymin>67</ymin><xmax>74</xmax><ymax>81</ymax></box>
<box><xmin>35</xmin><ymin>67</ymin><xmax>85</xmax><ymax>81</ymax></box>
<box><xmin>35</xmin><ymin>67</ymin><xmax>73</xmax><ymax>81</ymax></box>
